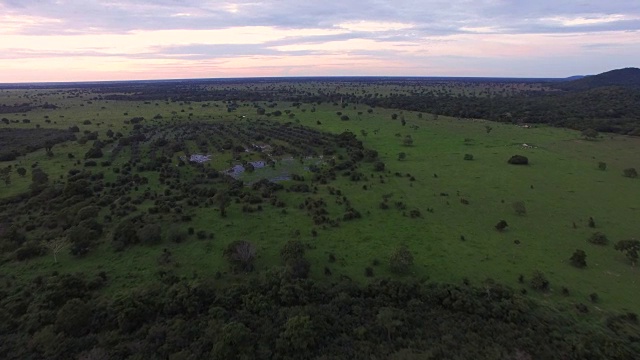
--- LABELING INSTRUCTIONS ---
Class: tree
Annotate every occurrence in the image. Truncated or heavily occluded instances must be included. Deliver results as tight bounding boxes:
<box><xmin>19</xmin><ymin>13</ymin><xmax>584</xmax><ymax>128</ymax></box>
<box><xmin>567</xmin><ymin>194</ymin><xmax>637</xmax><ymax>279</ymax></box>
<box><xmin>276</xmin><ymin>315</ymin><xmax>316</xmax><ymax>355</ymax></box>
<box><xmin>598</xmin><ymin>162</ymin><xmax>607</xmax><ymax>171</ymax></box>
<box><xmin>389</xmin><ymin>245</ymin><xmax>413</xmax><ymax>274</ymax></box>
<box><xmin>280</xmin><ymin>240</ymin><xmax>311</xmax><ymax>278</ymax></box>
<box><xmin>280</xmin><ymin>240</ymin><xmax>305</xmax><ymax>264</ymax></box>
<box><xmin>137</xmin><ymin>224</ymin><xmax>162</xmax><ymax>245</ymax></box>
<box><xmin>495</xmin><ymin>220</ymin><xmax>508</xmax><ymax>231</ymax></box>
<box><xmin>463</xmin><ymin>154</ymin><xmax>474</xmax><ymax>161</ymax></box>
<box><xmin>512</xmin><ymin>201</ymin><xmax>526</xmax><ymax>216</ymax></box>
<box><xmin>570</xmin><ymin>249</ymin><xmax>587</xmax><ymax>268</ymax></box>
<box><xmin>55</xmin><ymin>298</ymin><xmax>92</xmax><ymax>337</ymax></box>
<box><xmin>211</xmin><ymin>322</ymin><xmax>253</xmax><ymax>360</ymax></box>
<box><xmin>0</xmin><ymin>166</ymin><xmax>11</xmax><ymax>186</ymax></box>
<box><xmin>373</xmin><ymin>161</ymin><xmax>385</xmax><ymax>172</ymax></box>
<box><xmin>31</xmin><ymin>167</ymin><xmax>49</xmax><ymax>185</ymax></box>
<box><xmin>485</xmin><ymin>126</ymin><xmax>493</xmax><ymax>134</ymax></box>
<box><xmin>44</xmin><ymin>140</ymin><xmax>55</xmax><ymax>156</ymax></box>
<box><xmin>377</xmin><ymin>307</ymin><xmax>402</xmax><ymax>341</ymax></box>
<box><xmin>614</xmin><ymin>240</ymin><xmax>640</xmax><ymax>266</ymax></box>
<box><xmin>530</xmin><ymin>270</ymin><xmax>549</xmax><ymax>291</ymax></box>
<box><xmin>398</xmin><ymin>152</ymin><xmax>406</xmax><ymax>161</ymax></box>
<box><xmin>402</xmin><ymin>135</ymin><xmax>413</xmax><ymax>146</ymax></box>
<box><xmin>582</xmin><ymin>128</ymin><xmax>598</xmax><ymax>140</ymax></box>
<box><xmin>16</xmin><ymin>167</ymin><xmax>26</xmax><ymax>177</ymax></box>
<box><xmin>623</xmin><ymin>168</ymin><xmax>638</xmax><ymax>178</ymax></box>
<box><xmin>213</xmin><ymin>191</ymin><xmax>231</xmax><ymax>217</ymax></box>
<box><xmin>42</xmin><ymin>237</ymin><xmax>69</xmax><ymax>263</ymax></box>
<box><xmin>224</xmin><ymin>240</ymin><xmax>256</xmax><ymax>273</ymax></box>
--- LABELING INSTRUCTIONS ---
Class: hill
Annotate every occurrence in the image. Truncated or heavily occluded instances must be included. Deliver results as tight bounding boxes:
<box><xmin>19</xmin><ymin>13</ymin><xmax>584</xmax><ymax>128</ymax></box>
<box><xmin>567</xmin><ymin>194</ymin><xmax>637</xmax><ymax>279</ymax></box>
<box><xmin>557</xmin><ymin>67</ymin><xmax>640</xmax><ymax>90</ymax></box>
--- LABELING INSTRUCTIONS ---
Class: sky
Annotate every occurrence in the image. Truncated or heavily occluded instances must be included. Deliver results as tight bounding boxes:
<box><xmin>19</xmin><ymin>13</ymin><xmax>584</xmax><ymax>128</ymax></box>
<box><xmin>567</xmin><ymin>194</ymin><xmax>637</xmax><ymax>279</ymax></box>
<box><xmin>0</xmin><ymin>0</ymin><xmax>639</xmax><ymax>82</ymax></box>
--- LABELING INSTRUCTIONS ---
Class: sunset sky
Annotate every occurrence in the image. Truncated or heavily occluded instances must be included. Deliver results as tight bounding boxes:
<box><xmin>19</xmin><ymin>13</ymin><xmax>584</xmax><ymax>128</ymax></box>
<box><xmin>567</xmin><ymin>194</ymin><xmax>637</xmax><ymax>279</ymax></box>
<box><xmin>1</xmin><ymin>0</ymin><xmax>639</xmax><ymax>83</ymax></box>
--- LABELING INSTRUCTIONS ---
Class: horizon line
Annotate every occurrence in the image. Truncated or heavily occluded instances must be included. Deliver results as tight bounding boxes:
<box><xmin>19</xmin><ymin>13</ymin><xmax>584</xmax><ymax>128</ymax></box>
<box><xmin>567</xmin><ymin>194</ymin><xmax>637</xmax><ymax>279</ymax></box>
<box><xmin>0</xmin><ymin>74</ymin><xmax>582</xmax><ymax>87</ymax></box>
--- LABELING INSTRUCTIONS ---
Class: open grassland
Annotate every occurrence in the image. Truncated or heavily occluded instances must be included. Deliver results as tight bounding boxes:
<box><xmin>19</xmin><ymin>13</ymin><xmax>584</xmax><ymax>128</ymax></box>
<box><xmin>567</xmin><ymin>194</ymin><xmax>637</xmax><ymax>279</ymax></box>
<box><xmin>1</xmin><ymin>88</ymin><xmax>639</xmax><ymax>317</ymax></box>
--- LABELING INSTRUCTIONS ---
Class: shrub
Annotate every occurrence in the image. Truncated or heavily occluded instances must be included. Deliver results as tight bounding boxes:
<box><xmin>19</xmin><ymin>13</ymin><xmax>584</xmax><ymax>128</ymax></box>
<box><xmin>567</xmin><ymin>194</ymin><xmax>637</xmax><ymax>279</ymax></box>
<box><xmin>495</xmin><ymin>220</ymin><xmax>508</xmax><ymax>231</ymax></box>
<box><xmin>463</xmin><ymin>154</ymin><xmax>474</xmax><ymax>161</ymax></box>
<box><xmin>512</xmin><ymin>201</ymin><xmax>526</xmax><ymax>216</ymax></box>
<box><xmin>570</xmin><ymin>249</ymin><xmax>587</xmax><ymax>268</ymax></box>
<box><xmin>138</xmin><ymin>224</ymin><xmax>162</xmax><ymax>245</ymax></box>
<box><xmin>530</xmin><ymin>270</ymin><xmax>549</xmax><ymax>291</ymax></box>
<box><xmin>280</xmin><ymin>240</ymin><xmax>305</xmax><ymax>264</ymax></box>
<box><xmin>167</xmin><ymin>226</ymin><xmax>187</xmax><ymax>243</ymax></box>
<box><xmin>365</xmin><ymin>267</ymin><xmax>374</xmax><ymax>277</ymax></box>
<box><xmin>224</xmin><ymin>240</ymin><xmax>256</xmax><ymax>273</ymax></box>
<box><xmin>507</xmin><ymin>155</ymin><xmax>528</xmax><ymax>165</ymax></box>
<box><xmin>588</xmin><ymin>232</ymin><xmax>609</xmax><ymax>246</ymax></box>
<box><xmin>623</xmin><ymin>168</ymin><xmax>638</xmax><ymax>178</ymax></box>
<box><xmin>598</xmin><ymin>162</ymin><xmax>607</xmax><ymax>171</ymax></box>
<box><xmin>389</xmin><ymin>245</ymin><xmax>413</xmax><ymax>274</ymax></box>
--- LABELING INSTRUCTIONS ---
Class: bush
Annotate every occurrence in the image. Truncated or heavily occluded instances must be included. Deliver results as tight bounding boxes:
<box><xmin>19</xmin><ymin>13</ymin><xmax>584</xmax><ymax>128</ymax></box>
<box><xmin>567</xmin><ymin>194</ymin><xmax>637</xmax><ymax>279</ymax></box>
<box><xmin>280</xmin><ymin>240</ymin><xmax>305</xmax><ymax>264</ymax></box>
<box><xmin>463</xmin><ymin>154</ymin><xmax>474</xmax><ymax>161</ymax></box>
<box><xmin>570</xmin><ymin>249</ymin><xmax>587</xmax><ymax>268</ymax></box>
<box><xmin>389</xmin><ymin>245</ymin><xmax>413</xmax><ymax>274</ymax></box>
<box><xmin>167</xmin><ymin>226</ymin><xmax>187</xmax><ymax>243</ymax></box>
<box><xmin>598</xmin><ymin>162</ymin><xmax>607</xmax><ymax>171</ymax></box>
<box><xmin>623</xmin><ymin>168</ymin><xmax>638</xmax><ymax>178</ymax></box>
<box><xmin>507</xmin><ymin>155</ymin><xmax>528</xmax><ymax>165</ymax></box>
<box><xmin>365</xmin><ymin>267</ymin><xmax>374</xmax><ymax>277</ymax></box>
<box><xmin>530</xmin><ymin>270</ymin><xmax>549</xmax><ymax>291</ymax></box>
<box><xmin>512</xmin><ymin>201</ymin><xmax>526</xmax><ymax>216</ymax></box>
<box><xmin>138</xmin><ymin>224</ymin><xmax>162</xmax><ymax>245</ymax></box>
<box><xmin>495</xmin><ymin>220</ymin><xmax>508</xmax><ymax>231</ymax></box>
<box><xmin>224</xmin><ymin>240</ymin><xmax>256</xmax><ymax>273</ymax></box>
<box><xmin>588</xmin><ymin>232</ymin><xmax>608</xmax><ymax>246</ymax></box>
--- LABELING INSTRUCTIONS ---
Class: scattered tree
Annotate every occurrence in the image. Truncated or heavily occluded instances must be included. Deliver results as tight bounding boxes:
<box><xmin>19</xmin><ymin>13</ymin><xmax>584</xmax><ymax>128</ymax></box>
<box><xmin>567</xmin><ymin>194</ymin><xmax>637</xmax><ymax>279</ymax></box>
<box><xmin>389</xmin><ymin>245</ymin><xmax>413</xmax><ymax>274</ymax></box>
<box><xmin>530</xmin><ymin>270</ymin><xmax>550</xmax><ymax>291</ymax></box>
<box><xmin>614</xmin><ymin>239</ymin><xmax>640</xmax><ymax>266</ymax></box>
<box><xmin>569</xmin><ymin>249</ymin><xmax>587</xmax><ymax>268</ymax></box>
<box><xmin>581</xmin><ymin>128</ymin><xmax>599</xmax><ymax>140</ymax></box>
<box><xmin>495</xmin><ymin>220</ymin><xmax>508</xmax><ymax>231</ymax></box>
<box><xmin>138</xmin><ymin>224</ymin><xmax>162</xmax><ymax>245</ymax></box>
<box><xmin>623</xmin><ymin>168</ymin><xmax>638</xmax><ymax>178</ymax></box>
<box><xmin>512</xmin><ymin>201</ymin><xmax>527</xmax><ymax>216</ymax></box>
<box><xmin>588</xmin><ymin>232</ymin><xmax>609</xmax><ymax>246</ymax></box>
<box><xmin>224</xmin><ymin>240</ymin><xmax>256</xmax><ymax>272</ymax></box>
<box><xmin>16</xmin><ymin>167</ymin><xmax>27</xmax><ymax>177</ymax></box>
<box><xmin>42</xmin><ymin>237</ymin><xmax>69</xmax><ymax>263</ymax></box>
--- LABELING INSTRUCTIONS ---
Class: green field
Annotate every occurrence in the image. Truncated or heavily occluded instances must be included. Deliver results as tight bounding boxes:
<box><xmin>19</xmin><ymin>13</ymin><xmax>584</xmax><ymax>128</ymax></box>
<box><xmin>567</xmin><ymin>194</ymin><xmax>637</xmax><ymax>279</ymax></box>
<box><xmin>1</xmin><ymin>86</ymin><xmax>639</xmax><ymax>318</ymax></box>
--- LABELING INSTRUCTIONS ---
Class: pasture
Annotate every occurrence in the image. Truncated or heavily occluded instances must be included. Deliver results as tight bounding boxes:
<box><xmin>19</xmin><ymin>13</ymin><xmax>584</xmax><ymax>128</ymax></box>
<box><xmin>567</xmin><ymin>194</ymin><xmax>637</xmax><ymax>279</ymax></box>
<box><xmin>1</xmin><ymin>84</ymin><xmax>638</xmax><ymax>315</ymax></box>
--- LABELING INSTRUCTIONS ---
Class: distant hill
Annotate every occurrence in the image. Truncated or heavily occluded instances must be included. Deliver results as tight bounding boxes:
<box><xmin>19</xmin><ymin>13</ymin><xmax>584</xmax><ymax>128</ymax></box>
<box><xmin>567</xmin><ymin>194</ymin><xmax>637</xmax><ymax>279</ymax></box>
<box><xmin>557</xmin><ymin>67</ymin><xmax>640</xmax><ymax>90</ymax></box>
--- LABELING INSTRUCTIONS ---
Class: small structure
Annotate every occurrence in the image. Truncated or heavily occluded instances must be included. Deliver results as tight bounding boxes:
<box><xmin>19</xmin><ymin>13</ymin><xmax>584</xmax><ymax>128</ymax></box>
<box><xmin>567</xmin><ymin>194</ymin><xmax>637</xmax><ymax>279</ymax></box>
<box><xmin>180</xmin><ymin>154</ymin><xmax>212</xmax><ymax>164</ymax></box>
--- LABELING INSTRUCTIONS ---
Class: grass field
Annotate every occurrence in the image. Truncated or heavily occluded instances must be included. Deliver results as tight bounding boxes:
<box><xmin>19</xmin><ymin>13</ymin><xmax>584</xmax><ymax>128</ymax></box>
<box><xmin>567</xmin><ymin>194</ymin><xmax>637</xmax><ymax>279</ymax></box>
<box><xmin>1</xmin><ymin>88</ymin><xmax>639</xmax><ymax>315</ymax></box>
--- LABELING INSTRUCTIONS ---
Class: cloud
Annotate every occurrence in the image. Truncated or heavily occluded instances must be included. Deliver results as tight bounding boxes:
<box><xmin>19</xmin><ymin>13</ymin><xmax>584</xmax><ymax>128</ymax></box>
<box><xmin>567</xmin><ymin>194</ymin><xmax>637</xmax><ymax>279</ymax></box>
<box><xmin>0</xmin><ymin>0</ymin><xmax>639</xmax><ymax>81</ymax></box>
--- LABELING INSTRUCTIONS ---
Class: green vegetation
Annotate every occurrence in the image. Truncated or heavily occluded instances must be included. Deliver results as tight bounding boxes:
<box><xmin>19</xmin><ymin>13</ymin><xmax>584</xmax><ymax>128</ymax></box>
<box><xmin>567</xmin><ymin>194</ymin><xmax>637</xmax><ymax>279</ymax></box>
<box><xmin>0</xmin><ymin>78</ymin><xmax>639</xmax><ymax>358</ymax></box>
